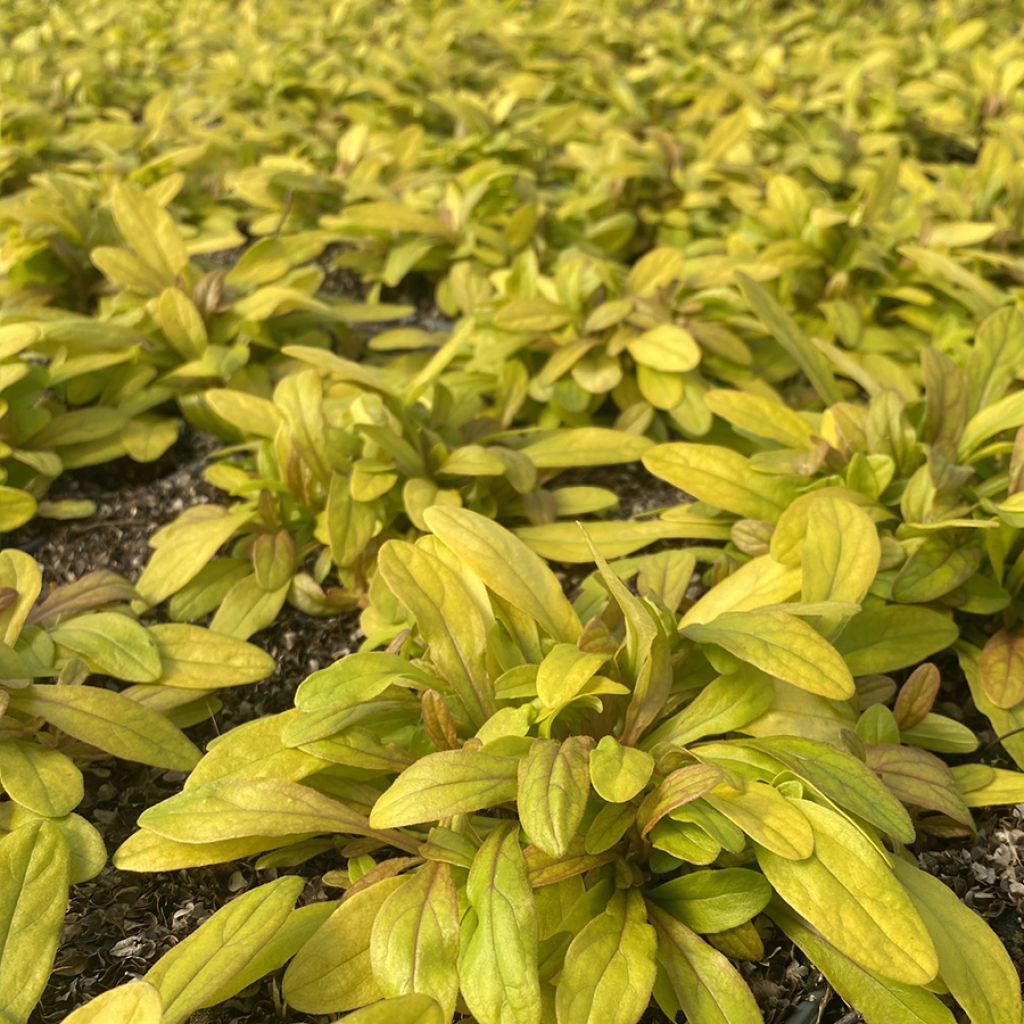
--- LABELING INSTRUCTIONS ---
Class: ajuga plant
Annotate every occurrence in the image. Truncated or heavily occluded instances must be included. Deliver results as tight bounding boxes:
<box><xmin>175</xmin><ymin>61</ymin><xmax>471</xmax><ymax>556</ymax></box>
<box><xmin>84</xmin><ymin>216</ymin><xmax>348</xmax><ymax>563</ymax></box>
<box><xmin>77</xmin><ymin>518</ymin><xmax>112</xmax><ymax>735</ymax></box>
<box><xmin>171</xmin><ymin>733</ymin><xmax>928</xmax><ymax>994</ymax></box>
<box><xmin>0</xmin><ymin>547</ymin><xmax>273</xmax><ymax>1021</ymax></box>
<box><xmin>134</xmin><ymin>345</ymin><xmax>670</xmax><ymax>631</ymax></box>
<box><xmin>103</xmin><ymin>511</ymin><xmax>1023</xmax><ymax>1024</ymax></box>
<box><xmin>644</xmin><ymin>303</ymin><xmax>1024</xmax><ymax>771</ymax></box>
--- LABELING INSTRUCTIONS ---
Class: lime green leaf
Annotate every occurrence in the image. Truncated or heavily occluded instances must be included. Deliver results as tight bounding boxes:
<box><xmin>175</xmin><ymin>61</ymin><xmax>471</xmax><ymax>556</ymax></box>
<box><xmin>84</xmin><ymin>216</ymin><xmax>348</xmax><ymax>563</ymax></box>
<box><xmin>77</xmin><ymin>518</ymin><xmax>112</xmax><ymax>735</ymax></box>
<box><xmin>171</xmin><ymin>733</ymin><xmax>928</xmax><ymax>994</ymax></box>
<box><xmin>643</xmin><ymin>444</ymin><xmax>796</xmax><ymax>521</ymax></box>
<box><xmin>111</xmin><ymin>181</ymin><xmax>189</xmax><ymax>280</ymax></box>
<box><xmin>0</xmin><ymin>741</ymin><xmax>82</xmax><ymax>818</ymax></box>
<box><xmin>370</xmin><ymin>863</ymin><xmax>460</xmax><ymax>1018</ymax></box>
<box><xmin>61</xmin><ymin>982</ymin><xmax>163</xmax><ymax>1024</ymax></box>
<box><xmin>556</xmin><ymin>889</ymin><xmax>656</xmax><ymax>1024</ymax></box>
<box><xmin>145</xmin><ymin>877</ymin><xmax>303</xmax><ymax>1024</ymax></box>
<box><xmin>518</xmin><ymin>427</ymin><xmax>653</xmax><ymax>468</ymax></box>
<box><xmin>424</xmin><ymin>506</ymin><xmax>580</xmax><ymax>643</ymax></box>
<box><xmin>679</xmin><ymin>556</ymin><xmax>802</xmax><ymax>628</ymax></box>
<box><xmin>283</xmin><ymin>878</ymin><xmax>404</xmax><ymax>1012</ymax></box>
<box><xmin>705</xmin><ymin>390</ymin><xmax>814</xmax><ymax>449</ymax></box>
<box><xmin>649</xmin><ymin>903</ymin><xmax>763</xmax><ymax>1024</ymax></box>
<box><xmin>648</xmin><ymin>868</ymin><xmax>771</xmax><ymax>933</ymax></box>
<box><xmin>891</xmin><ymin>537</ymin><xmax>980</xmax><ymax>603</ymax></box>
<box><xmin>493</xmin><ymin>298</ymin><xmax>572</xmax><ymax>332</ymax></box>
<box><xmin>51</xmin><ymin>612</ymin><xmax>162</xmax><ymax>683</ymax></box>
<box><xmin>834</xmin><ymin>607</ymin><xmax>958</xmax><ymax>675</ymax></box>
<box><xmin>333</xmin><ymin>995</ymin><xmax>444</xmax><ymax>1024</ymax></box>
<box><xmin>0</xmin><ymin>821</ymin><xmax>70</xmax><ymax>1024</ymax></box>
<box><xmin>682</xmin><ymin>611</ymin><xmax>854</xmax><ymax>699</ymax></box>
<box><xmin>756</xmin><ymin>800</ymin><xmax>936</xmax><ymax>985</ymax></box>
<box><xmin>0</xmin><ymin>551</ymin><xmax>41</xmax><ymax>646</ymax></box>
<box><xmin>771</xmin><ymin>901</ymin><xmax>956</xmax><ymax>1024</ymax></box>
<box><xmin>626</xmin><ymin>324</ymin><xmax>701</xmax><ymax>373</ymax></box>
<box><xmin>460</xmin><ymin>825</ymin><xmax>541</xmax><ymax>1024</ymax></box>
<box><xmin>536</xmin><ymin>643</ymin><xmax>607</xmax><ymax>708</ymax></box>
<box><xmin>705</xmin><ymin>782</ymin><xmax>813</xmax><ymax>860</ymax></box>
<box><xmin>589</xmin><ymin>736</ymin><xmax>654</xmax><ymax>803</ymax></box>
<box><xmin>8</xmin><ymin>684</ymin><xmax>200</xmax><ymax>770</ymax></box>
<box><xmin>518</xmin><ymin>738</ymin><xmax>591</xmax><ymax>857</ymax></box>
<box><xmin>148</xmin><ymin>623</ymin><xmax>274</xmax><ymax>689</ymax></box>
<box><xmin>893</xmin><ymin>859</ymin><xmax>1021</xmax><ymax>1024</ymax></box>
<box><xmin>0</xmin><ymin>489</ymin><xmax>36</xmax><ymax>532</ymax></box>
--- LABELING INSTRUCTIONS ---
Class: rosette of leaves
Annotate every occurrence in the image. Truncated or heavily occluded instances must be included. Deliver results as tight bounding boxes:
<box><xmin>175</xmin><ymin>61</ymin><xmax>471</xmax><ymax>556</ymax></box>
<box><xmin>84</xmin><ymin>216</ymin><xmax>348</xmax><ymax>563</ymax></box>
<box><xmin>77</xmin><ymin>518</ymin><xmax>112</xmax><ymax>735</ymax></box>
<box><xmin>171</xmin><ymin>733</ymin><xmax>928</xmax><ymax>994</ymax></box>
<box><xmin>114</xmin><ymin>511</ymin><xmax>1021</xmax><ymax>1024</ymax></box>
<box><xmin>643</xmin><ymin>304</ymin><xmax>1024</xmax><ymax>768</ymax></box>
<box><xmin>135</xmin><ymin>348</ymin><xmax>672</xmax><ymax>632</ymax></box>
<box><xmin>0</xmin><ymin>548</ymin><xmax>273</xmax><ymax>1023</ymax></box>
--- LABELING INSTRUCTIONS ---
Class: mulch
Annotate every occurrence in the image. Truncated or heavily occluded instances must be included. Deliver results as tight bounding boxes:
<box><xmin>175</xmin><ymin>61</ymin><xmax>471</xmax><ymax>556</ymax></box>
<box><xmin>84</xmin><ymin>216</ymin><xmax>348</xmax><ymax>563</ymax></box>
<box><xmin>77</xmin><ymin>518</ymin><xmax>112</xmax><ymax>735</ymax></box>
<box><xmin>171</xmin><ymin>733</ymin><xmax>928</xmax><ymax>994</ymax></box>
<box><xmin>10</xmin><ymin>437</ymin><xmax>1023</xmax><ymax>1024</ymax></box>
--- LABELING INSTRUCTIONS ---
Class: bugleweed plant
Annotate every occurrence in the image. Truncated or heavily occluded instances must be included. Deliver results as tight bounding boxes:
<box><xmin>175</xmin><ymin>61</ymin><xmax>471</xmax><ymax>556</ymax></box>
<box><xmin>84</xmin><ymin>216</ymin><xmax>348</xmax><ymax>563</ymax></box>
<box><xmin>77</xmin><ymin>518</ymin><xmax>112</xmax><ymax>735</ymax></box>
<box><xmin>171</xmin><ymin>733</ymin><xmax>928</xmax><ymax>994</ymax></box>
<box><xmin>644</xmin><ymin>303</ymin><xmax>1024</xmax><ymax>772</ymax></box>
<box><xmin>98</xmin><ymin>511</ymin><xmax>1022</xmax><ymax>1024</ymax></box>
<box><xmin>0</xmin><ymin>548</ymin><xmax>273</xmax><ymax>1019</ymax></box>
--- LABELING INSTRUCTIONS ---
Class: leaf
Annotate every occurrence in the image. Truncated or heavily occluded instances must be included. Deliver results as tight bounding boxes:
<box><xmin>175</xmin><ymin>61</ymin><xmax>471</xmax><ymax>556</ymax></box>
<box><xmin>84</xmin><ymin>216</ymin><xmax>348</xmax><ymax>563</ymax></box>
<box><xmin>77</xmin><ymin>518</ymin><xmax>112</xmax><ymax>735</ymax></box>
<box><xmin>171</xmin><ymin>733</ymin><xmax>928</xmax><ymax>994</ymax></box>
<box><xmin>0</xmin><ymin>740</ymin><xmax>83</xmax><ymax>818</ymax></box>
<box><xmin>208</xmin><ymin>573</ymin><xmax>289</xmax><ymax>640</ymax></box>
<box><xmin>954</xmin><ymin>765</ymin><xmax>1024</xmax><ymax>806</ymax></box>
<box><xmin>736</xmin><ymin>272</ymin><xmax>841</xmax><ymax>404</ymax></box>
<box><xmin>156</xmin><ymin>287</ymin><xmax>207</xmax><ymax>358</ymax></box>
<box><xmin>518</xmin><ymin>738</ymin><xmax>592</xmax><ymax>856</ymax></box>
<box><xmin>145</xmin><ymin>877</ymin><xmax>303</xmax><ymax>1024</ymax></box>
<box><xmin>0</xmin><ymin>822</ymin><xmax>69</xmax><ymax>1023</ymax></box>
<box><xmin>283</xmin><ymin>877</ymin><xmax>404</xmax><ymax>1012</ymax></box>
<box><xmin>892</xmin><ymin>859</ymin><xmax>1021</xmax><ymax>1024</ymax></box>
<box><xmin>755</xmin><ymin>800</ymin><xmax>937</xmax><ymax>985</ymax></box>
<box><xmin>556</xmin><ymin>889</ymin><xmax>657</xmax><ymax>1024</ymax></box>
<box><xmin>140</xmin><ymin>778</ymin><xmax>412</xmax><ymax>849</ymax></box>
<box><xmin>643</xmin><ymin>444</ymin><xmax>796</xmax><ymax>521</ymax></box>
<box><xmin>893</xmin><ymin>664</ymin><xmax>941</xmax><ymax>729</ymax></box>
<box><xmin>681</xmin><ymin>611</ymin><xmax>854</xmax><ymax>699</ymax></box>
<box><xmin>679</xmin><ymin>556</ymin><xmax>802</xmax><ymax>628</ymax></box>
<box><xmin>891</xmin><ymin>537</ymin><xmax>981</xmax><ymax>603</ymax></box>
<box><xmin>111</xmin><ymin>182</ymin><xmax>189</xmax><ymax>280</ymax></box>
<box><xmin>705</xmin><ymin>389</ymin><xmax>814</xmax><ymax>449</ymax></box>
<box><xmin>8</xmin><ymin>684</ymin><xmax>200</xmax><ymax>770</ymax></box>
<box><xmin>637</xmin><ymin>763</ymin><xmax>725</xmax><ymax>836</ymax></box>
<box><xmin>460</xmin><ymin>825</ymin><xmax>542</xmax><ymax>1024</ymax></box>
<box><xmin>518</xmin><ymin>428</ymin><xmax>653</xmax><ymax>468</ymax></box>
<box><xmin>977</xmin><ymin>628</ymin><xmax>1024</xmax><ymax>710</ymax></box>
<box><xmin>705</xmin><ymin>782</ymin><xmax>814</xmax><ymax>860</ymax></box>
<box><xmin>589</xmin><ymin>736</ymin><xmax>654</xmax><ymax>803</ymax></box>
<box><xmin>865</xmin><ymin>746</ymin><xmax>972</xmax><ymax>827</ymax></box>
<box><xmin>648</xmin><ymin>868</ymin><xmax>771</xmax><ymax>934</ymax></box>
<box><xmin>50</xmin><ymin>612</ymin><xmax>162</xmax><ymax>683</ymax></box>
<box><xmin>801</xmin><ymin>494</ymin><xmax>880</xmax><ymax>634</ymax></box>
<box><xmin>148</xmin><ymin>623</ymin><xmax>275</xmax><ymax>689</ymax></box>
<box><xmin>626</xmin><ymin>324</ymin><xmax>701</xmax><ymax>373</ymax></box>
<box><xmin>834</xmin><ymin>607</ymin><xmax>958</xmax><ymax>675</ymax></box>
<box><xmin>370</xmin><ymin>862</ymin><xmax>460</xmax><ymax>1018</ymax></box>
<box><xmin>424</xmin><ymin>506</ymin><xmax>580</xmax><ymax>643</ymax></box>
<box><xmin>493</xmin><ymin>297</ymin><xmax>572</xmax><ymax>332</ymax></box>
<box><xmin>27</xmin><ymin>569</ymin><xmax>135</xmax><ymax>626</ymax></box>
<box><xmin>770</xmin><ymin>901</ymin><xmax>956</xmax><ymax>1024</ymax></box>
<box><xmin>0</xmin><ymin>551</ymin><xmax>41</xmax><ymax>646</ymax></box>
<box><xmin>648</xmin><ymin>903</ymin><xmax>763</xmax><ymax>1024</ymax></box>
<box><xmin>370</xmin><ymin>748</ymin><xmax>519</xmax><ymax>828</ymax></box>
<box><xmin>334</xmin><ymin>995</ymin><xmax>444</xmax><ymax>1024</ymax></box>
<box><xmin>61</xmin><ymin>982</ymin><xmax>163</xmax><ymax>1024</ymax></box>
<box><xmin>378</xmin><ymin>540</ymin><xmax>495</xmax><ymax>727</ymax></box>
<box><xmin>137</xmin><ymin>505</ymin><xmax>254</xmax><ymax>606</ymax></box>
<box><xmin>535</xmin><ymin>644</ymin><xmax>607</xmax><ymax>708</ymax></box>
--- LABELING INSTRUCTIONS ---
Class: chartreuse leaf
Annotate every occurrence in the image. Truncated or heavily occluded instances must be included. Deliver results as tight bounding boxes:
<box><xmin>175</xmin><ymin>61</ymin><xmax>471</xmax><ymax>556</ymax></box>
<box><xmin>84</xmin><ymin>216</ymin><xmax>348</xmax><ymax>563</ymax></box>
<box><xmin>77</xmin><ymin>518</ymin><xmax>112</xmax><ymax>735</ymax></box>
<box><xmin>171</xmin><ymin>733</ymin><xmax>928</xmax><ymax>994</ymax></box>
<box><xmin>517</xmin><ymin>737</ymin><xmax>591</xmax><ymax>856</ymax></box>
<box><xmin>145</xmin><ymin>877</ymin><xmax>303</xmax><ymax>1024</ymax></box>
<box><xmin>648</xmin><ymin>868</ymin><xmax>771</xmax><ymax>934</ymax></box>
<box><xmin>892</xmin><ymin>859</ymin><xmax>1021</xmax><ymax>1024</ymax></box>
<box><xmin>648</xmin><ymin>903</ymin><xmax>762</xmax><ymax>1024</ymax></box>
<box><xmin>460</xmin><ymin>825</ymin><xmax>541</xmax><ymax>1024</ymax></box>
<box><xmin>370</xmin><ymin>748</ymin><xmax>519</xmax><ymax>829</ymax></box>
<box><xmin>679</xmin><ymin>556</ymin><xmax>802</xmax><ymax>628</ymax></box>
<box><xmin>834</xmin><ymin>607</ymin><xmax>958</xmax><ymax>675</ymax></box>
<box><xmin>0</xmin><ymin>489</ymin><xmax>37</xmax><ymax>532</ymax></box>
<box><xmin>954</xmin><ymin>765</ymin><xmax>1024</xmax><ymax>806</ymax></box>
<box><xmin>682</xmin><ymin>611</ymin><xmax>854</xmax><ymax>699</ymax></box>
<box><xmin>637</xmin><ymin>763</ymin><xmax>725</xmax><ymax>837</ymax></box>
<box><xmin>370</xmin><ymin>863</ymin><xmax>460</xmax><ymax>1018</ymax></box>
<box><xmin>148</xmin><ymin>623</ymin><xmax>274</xmax><ymax>688</ymax></box>
<box><xmin>960</xmin><ymin>646</ymin><xmax>1024</xmax><ymax>769</ymax></box>
<box><xmin>518</xmin><ymin>427</ymin><xmax>653</xmax><ymax>467</ymax></box>
<box><xmin>50</xmin><ymin>612</ymin><xmax>162</xmax><ymax>682</ymax></box>
<box><xmin>0</xmin><ymin>550</ymin><xmax>41</xmax><ymax>646</ymax></box>
<box><xmin>735</xmin><ymin>272</ymin><xmax>841</xmax><ymax>405</ymax></box>
<box><xmin>140</xmin><ymin>778</ymin><xmax>414</xmax><ymax>850</ymax></box>
<box><xmin>891</xmin><ymin>536</ymin><xmax>981</xmax><ymax>604</ymax></box>
<box><xmin>377</xmin><ymin>540</ymin><xmax>495</xmax><ymax>727</ymax></box>
<box><xmin>339</xmin><ymin>995</ymin><xmax>445</xmax><ymax>1024</ymax></box>
<box><xmin>7</xmin><ymin>684</ymin><xmax>200</xmax><ymax>770</ymax></box>
<box><xmin>61</xmin><ymin>982</ymin><xmax>163</xmax><ymax>1024</ymax></box>
<box><xmin>113</xmin><ymin>829</ymin><xmax>314</xmax><ymax>872</ymax></box>
<box><xmin>0</xmin><ymin>821</ymin><xmax>70</xmax><ymax>1024</ymax></box>
<box><xmin>110</xmin><ymin>181</ymin><xmax>189</xmax><ymax>280</ymax></box>
<box><xmin>642</xmin><ymin>443</ymin><xmax>796</xmax><ymax>521</ymax></box>
<box><xmin>705</xmin><ymin>782</ymin><xmax>813</xmax><ymax>860</ymax></box>
<box><xmin>756</xmin><ymin>800</ymin><xmax>937</xmax><ymax>985</ymax></box>
<box><xmin>555</xmin><ymin>889</ymin><xmax>657</xmax><ymax>1024</ymax></box>
<box><xmin>801</xmin><ymin>494</ymin><xmax>880</xmax><ymax>635</ymax></box>
<box><xmin>977</xmin><ymin>628</ymin><xmax>1024</xmax><ymax>709</ymax></box>
<box><xmin>425</xmin><ymin>506</ymin><xmax>580</xmax><ymax>643</ymax></box>
<box><xmin>589</xmin><ymin>736</ymin><xmax>654</xmax><ymax>803</ymax></box>
<box><xmin>283</xmin><ymin>877</ymin><xmax>405</xmax><ymax>1012</ymax></box>
<box><xmin>770</xmin><ymin>901</ymin><xmax>955</xmax><ymax>1024</ymax></box>
<box><xmin>705</xmin><ymin>389</ymin><xmax>815</xmax><ymax>449</ymax></box>
<box><xmin>535</xmin><ymin>644</ymin><xmax>607</xmax><ymax>708</ymax></box>
<box><xmin>0</xmin><ymin>740</ymin><xmax>83</xmax><ymax>818</ymax></box>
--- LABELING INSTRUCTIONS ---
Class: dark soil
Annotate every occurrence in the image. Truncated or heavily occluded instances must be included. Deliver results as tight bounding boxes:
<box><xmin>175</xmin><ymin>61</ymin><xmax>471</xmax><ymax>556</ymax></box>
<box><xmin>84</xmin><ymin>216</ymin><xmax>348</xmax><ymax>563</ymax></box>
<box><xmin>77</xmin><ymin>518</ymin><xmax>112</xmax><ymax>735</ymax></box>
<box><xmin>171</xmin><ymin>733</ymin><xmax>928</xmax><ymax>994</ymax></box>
<box><xmin>12</xmin><ymin>446</ymin><xmax>1024</xmax><ymax>1024</ymax></box>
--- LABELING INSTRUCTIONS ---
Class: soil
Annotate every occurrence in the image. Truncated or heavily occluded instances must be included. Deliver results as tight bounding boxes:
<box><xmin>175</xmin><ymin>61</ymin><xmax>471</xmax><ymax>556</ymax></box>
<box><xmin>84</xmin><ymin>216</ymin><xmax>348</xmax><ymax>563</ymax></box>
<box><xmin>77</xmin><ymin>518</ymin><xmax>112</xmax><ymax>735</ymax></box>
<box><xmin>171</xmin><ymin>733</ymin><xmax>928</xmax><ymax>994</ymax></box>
<box><xmin>9</xmin><ymin>440</ymin><xmax>1023</xmax><ymax>1024</ymax></box>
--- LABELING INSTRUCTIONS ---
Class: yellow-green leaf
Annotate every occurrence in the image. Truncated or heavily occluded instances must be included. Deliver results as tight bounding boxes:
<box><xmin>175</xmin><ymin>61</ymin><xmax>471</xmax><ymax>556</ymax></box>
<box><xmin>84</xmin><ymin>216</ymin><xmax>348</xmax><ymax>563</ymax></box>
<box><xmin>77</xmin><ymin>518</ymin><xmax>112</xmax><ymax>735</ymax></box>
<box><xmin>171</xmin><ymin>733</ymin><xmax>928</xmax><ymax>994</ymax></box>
<box><xmin>626</xmin><ymin>324</ymin><xmax>701</xmax><ymax>373</ymax></box>
<box><xmin>589</xmin><ymin>736</ymin><xmax>654</xmax><ymax>803</ymax></box>
<box><xmin>148</xmin><ymin>623</ymin><xmax>275</xmax><ymax>689</ymax></box>
<box><xmin>61</xmin><ymin>982</ymin><xmax>163</xmax><ymax>1024</ymax></box>
<box><xmin>518</xmin><ymin>737</ymin><xmax>592</xmax><ymax>857</ymax></box>
<box><xmin>51</xmin><ymin>611</ymin><xmax>162</xmax><ymax>683</ymax></box>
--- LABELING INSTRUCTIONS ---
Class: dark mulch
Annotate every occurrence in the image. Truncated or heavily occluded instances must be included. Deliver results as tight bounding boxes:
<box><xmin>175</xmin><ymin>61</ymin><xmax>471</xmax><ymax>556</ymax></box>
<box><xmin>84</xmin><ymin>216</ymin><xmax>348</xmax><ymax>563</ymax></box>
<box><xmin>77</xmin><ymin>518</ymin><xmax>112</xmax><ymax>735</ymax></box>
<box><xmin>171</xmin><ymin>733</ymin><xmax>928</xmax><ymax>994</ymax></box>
<box><xmin>11</xmin><ymin>442</ymin><xmax>1024</xmax><ymax>1024</ymax></box>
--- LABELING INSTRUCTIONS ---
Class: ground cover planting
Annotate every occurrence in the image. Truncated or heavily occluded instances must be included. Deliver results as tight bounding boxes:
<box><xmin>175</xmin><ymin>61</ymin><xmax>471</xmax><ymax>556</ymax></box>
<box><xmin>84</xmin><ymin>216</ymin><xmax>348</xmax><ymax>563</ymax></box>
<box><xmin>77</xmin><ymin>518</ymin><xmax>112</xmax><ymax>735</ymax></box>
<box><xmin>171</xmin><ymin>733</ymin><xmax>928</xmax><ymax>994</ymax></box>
<box><xmin>1</xmin><ymin>0</ymin><xmax>1024</xmax><ymax>1021</ymax></box>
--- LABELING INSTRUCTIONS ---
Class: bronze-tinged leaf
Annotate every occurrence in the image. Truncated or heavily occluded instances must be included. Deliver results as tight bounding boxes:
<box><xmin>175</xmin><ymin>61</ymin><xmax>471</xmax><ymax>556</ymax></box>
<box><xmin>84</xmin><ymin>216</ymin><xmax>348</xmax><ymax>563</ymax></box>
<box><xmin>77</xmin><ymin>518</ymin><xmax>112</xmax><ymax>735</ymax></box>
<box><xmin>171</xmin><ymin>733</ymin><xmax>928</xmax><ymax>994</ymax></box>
<box><xmin>893</xmin><ymin>664</ymin><xmax>941</xmax><ymax>729</ymax></box>
<box><xmin>865</xmin><ymin>745</ymin><xmax>973</xmax><ymax>828</ymax></box>
<box><xmin>637</xmin><ymin>763</ymin><xmax>724</xmax><ymax>837</ymax></box>
<box><xmin>977</xmin><ymin>629</ymin><xmax>1024</xmax><ymax>710</ymax></box>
